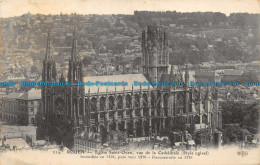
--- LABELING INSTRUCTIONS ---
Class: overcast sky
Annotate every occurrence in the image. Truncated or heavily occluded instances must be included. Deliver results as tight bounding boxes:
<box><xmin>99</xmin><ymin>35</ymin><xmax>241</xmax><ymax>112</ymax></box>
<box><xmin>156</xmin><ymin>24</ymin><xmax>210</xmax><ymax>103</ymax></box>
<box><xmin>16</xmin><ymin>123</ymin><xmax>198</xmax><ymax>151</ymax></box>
<box><xmin>0</xmin><ymin>0</ymin><xmax>260</xmax><ymax>18</ymax></box>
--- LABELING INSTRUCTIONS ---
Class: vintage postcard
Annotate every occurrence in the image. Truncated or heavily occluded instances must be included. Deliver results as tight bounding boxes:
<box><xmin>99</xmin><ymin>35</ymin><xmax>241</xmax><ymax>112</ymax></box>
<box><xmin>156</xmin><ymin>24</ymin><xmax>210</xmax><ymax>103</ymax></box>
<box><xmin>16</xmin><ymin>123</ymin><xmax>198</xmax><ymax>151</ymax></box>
<box><xmin>0</xmin><ymin>0</ymin><xmax>259</xmax><ymax>164</ymax></box>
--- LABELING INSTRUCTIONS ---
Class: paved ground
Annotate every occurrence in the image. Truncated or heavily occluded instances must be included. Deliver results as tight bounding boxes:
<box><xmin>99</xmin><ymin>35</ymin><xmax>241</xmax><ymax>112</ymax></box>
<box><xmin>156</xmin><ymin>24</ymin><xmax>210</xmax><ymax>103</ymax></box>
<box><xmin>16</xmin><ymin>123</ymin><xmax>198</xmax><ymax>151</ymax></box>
<box><xmin>0</xmin><ymin>121</ymin><xmax>36</xmax><ymax>133</ymax></box>
<box><xmin>0</xmin><ymin>120</ymin><xmax>36</xmax><ymax>140</ymax></box>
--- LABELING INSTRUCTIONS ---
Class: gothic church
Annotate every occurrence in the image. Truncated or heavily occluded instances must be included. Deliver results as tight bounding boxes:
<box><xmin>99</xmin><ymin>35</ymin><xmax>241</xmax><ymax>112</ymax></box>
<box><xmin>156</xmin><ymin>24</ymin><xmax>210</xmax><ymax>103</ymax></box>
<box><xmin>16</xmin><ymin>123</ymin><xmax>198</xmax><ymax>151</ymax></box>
<box><xmin>40</xmin><ymin>23</ymin><xmax>222</xmax><ymax>146</ymax></box>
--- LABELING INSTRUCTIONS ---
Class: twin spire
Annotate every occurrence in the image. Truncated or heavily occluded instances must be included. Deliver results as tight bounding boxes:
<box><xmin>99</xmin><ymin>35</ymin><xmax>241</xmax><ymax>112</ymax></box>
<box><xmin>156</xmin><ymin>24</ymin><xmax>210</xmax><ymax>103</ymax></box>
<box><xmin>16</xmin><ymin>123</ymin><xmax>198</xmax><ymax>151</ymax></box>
<box><xmin>45</xmin><ymin>27</ymin><xmax>80</xmax><ymax>61</ymax></box>
<box><xmin>71</xmin><ymin>27</ymin><xmax>80</xmax><ymax>62</ymax></box>
<box><xmin>45</xmin><ymin>30</ymin><xmax>53</xmax><ymax>60</ymax></box>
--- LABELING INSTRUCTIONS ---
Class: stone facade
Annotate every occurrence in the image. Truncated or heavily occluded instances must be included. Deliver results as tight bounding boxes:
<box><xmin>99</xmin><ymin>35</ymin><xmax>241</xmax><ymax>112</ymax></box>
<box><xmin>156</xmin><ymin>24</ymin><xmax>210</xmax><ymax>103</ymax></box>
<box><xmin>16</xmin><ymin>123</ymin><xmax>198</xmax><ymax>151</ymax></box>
<box><xmin>40</xmin><ymin>24</ymin><xmax>222</xmax><ymax>146</ymax></box>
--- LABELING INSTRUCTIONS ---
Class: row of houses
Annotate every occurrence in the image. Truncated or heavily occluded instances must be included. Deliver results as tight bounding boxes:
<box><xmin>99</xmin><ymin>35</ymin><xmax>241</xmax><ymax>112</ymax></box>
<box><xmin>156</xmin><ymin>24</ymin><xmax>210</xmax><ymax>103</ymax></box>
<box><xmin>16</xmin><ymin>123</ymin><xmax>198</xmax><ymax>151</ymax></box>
<box><xmin>1</xmin><ymin>88</ymin><xmax>41</xmax><ymax>125</ymax></box>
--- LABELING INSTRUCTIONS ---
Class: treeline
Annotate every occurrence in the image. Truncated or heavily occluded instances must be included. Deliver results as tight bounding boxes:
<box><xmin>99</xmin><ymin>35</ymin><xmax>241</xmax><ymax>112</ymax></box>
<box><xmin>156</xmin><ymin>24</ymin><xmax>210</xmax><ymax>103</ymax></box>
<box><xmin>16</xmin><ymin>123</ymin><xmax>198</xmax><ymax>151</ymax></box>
<box><xmin>221</xmin><ymin>101</ymin><xmax>259</xmax><ymax>130</ymax></box>
<box><xmin>220</xmin><ymin>101</ymin><xmax>259</xmax><ymax>143</ymax></box>
<box><xmin>134</xmin><ymin>11</ymin><xmax>259</xmax><ymax>29</ymax></box>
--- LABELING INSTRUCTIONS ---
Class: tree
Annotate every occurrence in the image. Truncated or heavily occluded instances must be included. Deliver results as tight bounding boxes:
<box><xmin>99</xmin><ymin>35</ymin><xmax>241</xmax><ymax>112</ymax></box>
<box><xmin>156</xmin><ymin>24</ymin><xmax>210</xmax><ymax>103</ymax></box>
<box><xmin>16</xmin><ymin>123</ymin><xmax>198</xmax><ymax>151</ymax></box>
<box><xmin>82</xmin><ymin>57</ymin><xmax>92</xmax><ymax>66</ymax></box>
<box><xmin>237</xmin><ymin>71</ymin><xmax>259</xmax><ymax>85</ymax></box>
<box><xmin>243</xmin><ymin>103</ymin><xmax>259</xmax><ymax>134</ymax></box>
<box><xmin>221</xmin><ymin>101</ymin><xmax>246</xmax><ymax>125</ymax></box>
<box><xmin>30</xmin><ymin>65</ymin><xmax>38</xmax><ymax>74</ymax></box>
<box><xmin>222</xmin><ymin>126</ymin><xmax>250</xmax><ymax>144</ymax></box>
<box><xmin>221</xmin><ymin>101</ymin><xmax>259</xmax><ymax>143</ymax></box>
<box><xmin>221</xmin><ymin>101</ymin><xmax>259</xmax><ymax>129</ymax></box>
<box><xmin>48</xmin><ymin>115</ymin><xmax>74</xmax><ymax>148</ymax></box>
<box><xmin>160</xmin><ymin>121</ymin><xmax>176</xmax><ymax>146</ymax></box>
<box><xmin>36</xmin><ymin>112</ymin><xmax>45</xmax><ymax>140</ymax></box>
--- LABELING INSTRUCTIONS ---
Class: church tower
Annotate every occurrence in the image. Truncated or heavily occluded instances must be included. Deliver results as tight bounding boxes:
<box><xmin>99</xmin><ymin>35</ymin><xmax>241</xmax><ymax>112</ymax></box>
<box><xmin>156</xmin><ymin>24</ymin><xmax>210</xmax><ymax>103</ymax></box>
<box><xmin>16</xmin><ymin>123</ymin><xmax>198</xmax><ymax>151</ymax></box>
<box><xmin>42</xmin><ymin>30</ymin><xmax>57</xmax><ymax>82</ymax></box>
<box><xmin>42</xmin><ymin>30</ymin><xmax>57</xmax><ymax>121</ymax></box>
<box><xmin>184</xmin><ymin>63</ymin><xmax>190</xmax><ymax>113</ymax></box>
<box><xmin>68</xmin><ymin>27</ymin><xmax>84</xmax><ymax>83</ymax></box>
<box><xmin>142</xmin><ymin>22</ymin><xmax>169</xmax><ymax>83</ymax></box>
<box><xmin>67</xmin><ymin>27</ymin><xmax>85</xmax><ymax>135</ymax></box>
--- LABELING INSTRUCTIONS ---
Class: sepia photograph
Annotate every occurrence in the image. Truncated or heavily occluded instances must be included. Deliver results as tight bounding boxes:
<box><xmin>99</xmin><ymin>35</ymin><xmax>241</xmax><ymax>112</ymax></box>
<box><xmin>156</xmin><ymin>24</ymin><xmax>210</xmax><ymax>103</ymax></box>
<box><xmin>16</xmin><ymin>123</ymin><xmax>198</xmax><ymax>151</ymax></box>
<box><xmin>0</xmin><ymin>0</ymin><xmax>259</xmax><ymax>164</ymax></box>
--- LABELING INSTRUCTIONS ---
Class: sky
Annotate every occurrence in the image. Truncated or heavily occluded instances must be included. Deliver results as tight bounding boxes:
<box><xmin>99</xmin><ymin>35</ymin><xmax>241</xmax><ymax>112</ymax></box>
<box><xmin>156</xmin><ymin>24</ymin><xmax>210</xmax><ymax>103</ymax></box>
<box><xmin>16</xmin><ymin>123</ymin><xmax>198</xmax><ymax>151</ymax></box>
<box><xmin>0</xmin><ymin>0</ymin><xmax>260</xmax><ymax>18</ymax></box>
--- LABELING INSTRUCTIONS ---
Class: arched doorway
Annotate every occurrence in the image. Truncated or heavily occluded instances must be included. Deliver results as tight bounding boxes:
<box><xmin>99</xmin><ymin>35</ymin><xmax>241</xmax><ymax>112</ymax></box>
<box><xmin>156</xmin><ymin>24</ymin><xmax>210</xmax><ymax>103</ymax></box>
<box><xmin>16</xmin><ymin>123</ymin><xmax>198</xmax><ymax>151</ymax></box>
<box><xmin>90</xmin><ymin>97</ymin><xmax>97</xmax><ymax>112</ymax></box>
<box><xmin>109</xmin><ymin>121</ymin><xmax>116</xmax><ymax>131</ymax></box>
<box><xmin>202</xmin><ymin>114</ymin><xmax>207</xmax><ymax>124</ymax></box>
<box><xmin>126</xmin><ymin>122</ymin><xmax>133</xmax><ymax>137</ymax></box>
<box><xmin>117</xmin><ymin>95</ymin><xmax>123</xmax><ymax>109</ymax></box>
<box><xmin>90</xmin><ymin>126</ymin><xmax>97</xmax><ymax>133</ymax></box>
<box><xmin>31</xmin><ymin>117</ymin><xmax>35</xmax><ymax>124</ymax></box>
<box><xmin>125</xmin><ymin>94</ymin><xmax>131</xmax><ymax>108</ymax></box>
<box><xmin>55</xmin><ymin>97</ymin><xmax>65</xmax><ymax>115</ymax></box>
<box><xmin>100</xmin><ymin>97</ymin><xmax>106</xmax><ymax>111</ymax></box>
<box><xmin>194</xmin><ymin>115</ymin><xmax>200</xmax><ymax>124</ymax></box>
<box><xmin>118</xmin><ymin>121</ymin><xmax>125</xmax><ymax>132</ymax></box>
<box><xmin>177</xmin><ymin>92</ymin><xmax>184</xmax><ymax>114</ymax></box>
<box><xmin>108</xmin><ymin>96</ymin><xmax>115</xmax><ymax>110</ymax></box>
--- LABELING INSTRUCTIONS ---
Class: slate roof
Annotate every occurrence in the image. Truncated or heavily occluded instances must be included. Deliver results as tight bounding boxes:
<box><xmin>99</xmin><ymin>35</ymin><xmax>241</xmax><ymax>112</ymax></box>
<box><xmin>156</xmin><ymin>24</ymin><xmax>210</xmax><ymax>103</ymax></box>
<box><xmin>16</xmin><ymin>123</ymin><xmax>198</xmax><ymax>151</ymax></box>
<box><xmin>83</xmin><ymin>74</ymin><xmax>153</xmax><ymax>94</ymax></box>
<box><xmin>19</xmin><ymin>88</ymin><xmax>41</xmax><ymax>100</ymax></box>
<box><xmin>195</xmin><ymin>70</ymin><xmax>219</xmax><ymax>77</ymax></box>
<box><xmin>223</xmin><ymin>70</ymin><xmax>243</xmax><ymax>76</ymax></box>
<box><xmin>4</xmin><ymin>92</ymin><xmax>24</xmax><ymax>99</ymax></box>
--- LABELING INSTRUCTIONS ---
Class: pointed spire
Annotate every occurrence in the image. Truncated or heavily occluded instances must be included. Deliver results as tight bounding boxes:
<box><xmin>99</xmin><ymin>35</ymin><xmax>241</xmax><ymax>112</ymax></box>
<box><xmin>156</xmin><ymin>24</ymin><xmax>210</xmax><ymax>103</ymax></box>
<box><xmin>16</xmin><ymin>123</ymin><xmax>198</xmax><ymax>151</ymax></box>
<box><xmin>73</xmin><ymin>26</ymin><xmax>76</xmax><ymax>38</ymax></box>
<box><xmin>185</xmin><ymin>55</ymin><xmax>189</xmax><ymax>74</ymax></box>
<box><xmin>185</xmin><ymin>63</ymin><xmax>189</xmax><ymax>88</ymax></box>
<box><xmin>45</xmin><ymin>29</ymin><xmax>52</xmax><ymax>60</ymax></box>
<box><xmin>71</xmin><ymin>27</ymin><xmax>78</xmax><ymax>61</ymax></box>
<box><xmin>185</xmin><ymin>63</ymin><xmax>188</xmax><ymax>74</ymax></box>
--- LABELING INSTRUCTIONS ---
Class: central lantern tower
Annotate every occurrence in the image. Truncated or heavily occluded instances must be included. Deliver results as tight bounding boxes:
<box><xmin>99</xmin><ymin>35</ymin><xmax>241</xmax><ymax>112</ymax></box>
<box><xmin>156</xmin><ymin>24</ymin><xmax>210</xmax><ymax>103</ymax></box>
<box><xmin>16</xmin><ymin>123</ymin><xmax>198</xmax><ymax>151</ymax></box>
<box><xmin>141</xmin><ymin>22</ymin><xmax>169</xmax><ymax>83</ymax></box>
